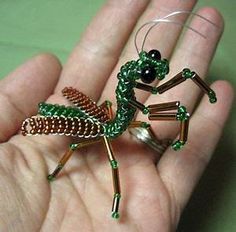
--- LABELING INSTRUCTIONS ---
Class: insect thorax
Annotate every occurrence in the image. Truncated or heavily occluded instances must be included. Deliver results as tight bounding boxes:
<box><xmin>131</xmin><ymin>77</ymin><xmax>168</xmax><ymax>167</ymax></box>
<box><xmin>103</xmin><ymin>61</ymin><xmax>138</xmax><ymax>139</ymax></box>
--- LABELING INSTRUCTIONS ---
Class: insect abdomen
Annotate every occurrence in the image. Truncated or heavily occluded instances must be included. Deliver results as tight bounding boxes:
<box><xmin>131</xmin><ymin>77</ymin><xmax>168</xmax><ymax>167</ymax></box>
<box><xmin>21</xmin><ymin>116</ymin><xmax>104</xmax><ymax>138</ymax></box>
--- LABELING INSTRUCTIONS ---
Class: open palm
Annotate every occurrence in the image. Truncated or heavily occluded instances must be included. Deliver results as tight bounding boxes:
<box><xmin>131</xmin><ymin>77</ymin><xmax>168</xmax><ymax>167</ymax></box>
<box><xmin>0</xmin><ymin>1</ymin><xmax>233</xmax><ymax>232</ymax></box>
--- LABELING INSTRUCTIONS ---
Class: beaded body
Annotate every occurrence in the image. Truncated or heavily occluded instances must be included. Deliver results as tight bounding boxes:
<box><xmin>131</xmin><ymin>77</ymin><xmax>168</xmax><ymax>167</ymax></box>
<box><xmin>20</xmin><ymin>49</ymin><xmax>217</xmax><ymax>220</ymax></box>
<box><xmin>104</xmin><ymin>60</ymin><xmax>137</xmax><ymax>138</ymax></box>
<box><xmin>26</xmin><ymin>51</ymin><xmax>169</xmax><ymax>140</ymax></box>
<box><xmin>34</xmin><ymin>61</ymin><xmax>138</xmax><ymax>139</ymax></box>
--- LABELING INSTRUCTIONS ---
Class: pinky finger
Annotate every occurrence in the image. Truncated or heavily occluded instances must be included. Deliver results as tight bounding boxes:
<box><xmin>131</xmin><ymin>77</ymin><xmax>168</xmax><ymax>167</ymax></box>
<box><xmin>157</xmin><ymin>80</ymin><xmax>234</xmax><ymax>217</ymax></box>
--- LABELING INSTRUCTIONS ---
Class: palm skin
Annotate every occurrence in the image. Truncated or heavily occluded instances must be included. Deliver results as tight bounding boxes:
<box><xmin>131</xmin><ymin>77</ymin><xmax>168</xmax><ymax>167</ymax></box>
<box><xmin>0</xmin><ymin>1</ymin><xmax>234</xmax><ymax>232</ymax></box>
<box><xmin>1</xmin><ymin>129</ymin><xmax>174</xmax><ymax>231</ymax></box>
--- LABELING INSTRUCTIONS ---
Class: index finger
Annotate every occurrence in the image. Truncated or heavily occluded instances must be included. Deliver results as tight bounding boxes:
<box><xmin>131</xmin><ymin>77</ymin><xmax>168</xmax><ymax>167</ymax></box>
<box><xmin>55</xmin><ymin>0</ymin><xmax>150</xmax><ymax>100</ymax></box>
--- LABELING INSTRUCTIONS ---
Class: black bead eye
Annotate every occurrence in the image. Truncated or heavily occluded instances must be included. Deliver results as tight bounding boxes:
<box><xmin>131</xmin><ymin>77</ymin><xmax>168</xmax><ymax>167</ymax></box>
<box><xmin>140</xmin><ymin>66</ymin><xmax>156</xmax><ymax>84</ymax></box>
<box><xmin>148</xmin><ymin>49</ymin><xmax>161</xmax><ymax>60</ymax></box>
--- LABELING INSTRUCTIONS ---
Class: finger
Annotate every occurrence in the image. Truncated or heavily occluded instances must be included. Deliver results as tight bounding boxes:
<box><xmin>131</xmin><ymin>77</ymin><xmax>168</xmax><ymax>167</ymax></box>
<box><xmin>0</xmin><ymin>54</ymin><xmax>61</xmax><ymax>142</ymax></box>
<box><xmin>140</xmin><ymin>7</ymin><xmax>224</xmax><ymax>139</ymax></box>
<box><xmin>18</xmin><ymin>0</ymin><xmax>150</xmax><ymax>156</ymax></box>
<box><xmin>55</xmin><ymin>0</ymin><xmax>150</xmax><ymax>100</ymax></box>
<box><xmin>100</xmin><ymin>0</ymin><xmax>197</xmax><ymax>104</ymax></box>
<box><xmin>158</xmin><ymin>81</ymin><xmax>234</xmax><ymax>215</ymax></box>
<box><xmin>152</xmin><ymin>7</ymin><xmax>224</xmax><ymax>106</ymax></box>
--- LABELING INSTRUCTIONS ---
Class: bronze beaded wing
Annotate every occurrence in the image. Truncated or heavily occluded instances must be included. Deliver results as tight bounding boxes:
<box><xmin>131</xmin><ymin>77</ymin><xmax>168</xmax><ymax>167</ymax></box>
<box><xmin>21</xmin><ymin>87</ymin><xmax>110</xmax><ymax>138</ymax></box>
<box><xmin>62</xmin><ymin>87</ymin><xmax>110</xmax><ymax>123</ymax></box>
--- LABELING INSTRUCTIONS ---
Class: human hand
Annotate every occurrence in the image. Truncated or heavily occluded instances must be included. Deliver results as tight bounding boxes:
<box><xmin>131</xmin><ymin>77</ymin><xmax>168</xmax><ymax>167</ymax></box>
<box><xmin>0</xmin><ymin>1</ymin><xmax>234</xmax><ymax>231</ymax></box>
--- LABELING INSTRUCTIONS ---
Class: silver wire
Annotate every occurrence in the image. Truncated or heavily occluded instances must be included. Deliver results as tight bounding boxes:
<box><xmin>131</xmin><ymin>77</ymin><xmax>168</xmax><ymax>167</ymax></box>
<box><xmin>134</xmin><ymin>10</ymin><xmax>219</xmax><ymax>55</ymax></box>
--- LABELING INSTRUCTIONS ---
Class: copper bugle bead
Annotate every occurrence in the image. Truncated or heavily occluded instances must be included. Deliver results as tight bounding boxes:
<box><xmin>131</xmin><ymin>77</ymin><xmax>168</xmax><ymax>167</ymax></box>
<box><xmin>129</xmin><ymin>99</ymin><xmax>146</xmax><ymax>111</ymax></box>
<box><xmin>180</xmin><ymin>119</ymin><xmax>189</xmax><ymax>142</ymax></box>
<box><xmin>156</xmin><ymin>72</ymin><xmax>185</xmax><ymax>94</ymax></box>
<box><xmin>192</xmin><ymin>73</ymin><xmax>212</xmax><ymax>94</ymax></box>
<box><xmin>148</xmin><ymin>101</ymin><xmax>180</xmax><ymax>113</ymax></box>
<box><xmin>135</xmin><ymin>82</ymin><xmax>154</xmax><ymax>92</ymax></box>
<box><xmin>149</xmin><ymin>113</ymin><xmax>177</xmax><ymax>121</ymax></box>
<box><xmin>112</xmin><ymin>195</ymin><xmax>120</xmax><ymax>214</ymax></box>
<box><xmin>112</xmin><ymin>168</ymin><xmax>121</xmax><ymax>194</ymax></box>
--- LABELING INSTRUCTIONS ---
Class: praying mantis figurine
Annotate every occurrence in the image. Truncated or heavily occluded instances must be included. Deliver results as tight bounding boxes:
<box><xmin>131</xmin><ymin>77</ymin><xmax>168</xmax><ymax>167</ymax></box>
<box><xmin>21</xmin><ymin>12</ymin><xmax>217</xmax><ymax>219</ymax></box>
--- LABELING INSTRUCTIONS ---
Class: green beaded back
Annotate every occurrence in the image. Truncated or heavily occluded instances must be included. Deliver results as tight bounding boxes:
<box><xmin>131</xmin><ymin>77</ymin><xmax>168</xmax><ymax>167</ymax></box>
<box><xmin>104</xmin><ymin>61</ymin><xmax>137</xmax><ymax>138</ymax></box>
<box><xmin>104</xmin><ymin>52</ymin><xmax>169</xmax><ymax>138</ymax></box>
<box><xmin>38</xmin><ymin>102</ymin><xmax>87</xmax><ymax>120</ymax></box>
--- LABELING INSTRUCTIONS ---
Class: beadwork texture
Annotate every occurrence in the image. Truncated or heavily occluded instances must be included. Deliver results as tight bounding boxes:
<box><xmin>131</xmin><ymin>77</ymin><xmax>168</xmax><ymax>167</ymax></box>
<box><xmin>22</xmin><ymin>51</ymin><xmax>169</xmax><ymax>139</ymax></box>
<box><xmin>21</xmin><ymin>116</ymin><xmax>103</xmax><ymax>138</ymax></box>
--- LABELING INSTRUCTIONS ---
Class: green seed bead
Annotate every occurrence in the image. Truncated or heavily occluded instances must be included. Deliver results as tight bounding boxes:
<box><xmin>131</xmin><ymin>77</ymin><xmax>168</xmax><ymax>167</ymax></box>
<box><xmin>210</xmin><ymin>97</ymin><xmax>217</xmax><ymax>103</ymax></box>
<box><xmin>110</xmin><ymin>160</ymin><xmax>118</xmax><ymax>169</ymax></box>
<box><xmin>111</xmin><ymin>212</ymin><xmax>120</xmax><ymax>219</ymax></box>
<box><xmin>209</xmin><ymin>90</ymin><xmax>217</xmax><ymax>104</ymax></box>
<box><xmin>151</xmin><ymin>87</ymin><xmax>158</xmax><ymax>94</ymax></box>
<box><xmin>172</xmin><ymin>140</ymin><xmax>185</xmax><ymax>151</ymax></box>
<box><xmin>47</xmin><ymin>175</ymin><xmax>56</xmax><ymax>182</ymax></box>
<box><xmin>114</xmin><ymin>193</ymin><xmax>121</xmax><ymax>199</ymax></box>
<box><xmin>182</xmin><ymin>68</ymin><xmax>195</xmax><ymax>79</ymax></box>
<box><xmin>105</xmin><ymin>100</ymin><xmax>112</xmax><ymax>107</ymax></box>
<box><xmin>70</xmin><ymin>143</ymin><xmax>79</xmax><ymax>151</ymax></box>
<box><xmin>177</xmin><ymin>106</ymin><xmax>189</xmax><ymax>121</ymax></box>
<box><xmin>142</xmin><ymin>107</ymin><xmax>149</xmax><ymax>115</ymax></box>
<box><xmin>141</xmin><ymin>122</ymin><xmax>150</xmax><ymax>129</ymax></box>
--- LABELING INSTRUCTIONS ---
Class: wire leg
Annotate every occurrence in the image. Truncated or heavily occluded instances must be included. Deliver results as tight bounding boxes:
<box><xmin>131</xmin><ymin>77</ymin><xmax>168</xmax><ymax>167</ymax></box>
<box><xmin>102</xmin><ymin>136</ymin><xmax>121</xmax><ymax>219</ymax></box>
<box><xmin>156</xmin><ymin>69</ymin><xmax>217</xmax><ymax>103</ymax></box>
<box><xmin>148</xmin><ymin>104</ymin><xmax>190</xmax><ymax>150</ymax></box>
<box><xmin>47</xmin><ymin>138</ymin><xmax>101</xmax><ymax>182</ymax></box>
<box><xmin>99</xmin><ymin>100</ymin><xmax>113</xmax><ymax>120</ymax></box>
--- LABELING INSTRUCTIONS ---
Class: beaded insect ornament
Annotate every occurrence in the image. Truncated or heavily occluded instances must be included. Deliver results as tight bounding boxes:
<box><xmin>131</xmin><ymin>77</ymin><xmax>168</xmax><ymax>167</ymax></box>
<box><xmin>21</xmin><ymin>11</ymin><xmax>218</xmax><ymax>219</ymax></box>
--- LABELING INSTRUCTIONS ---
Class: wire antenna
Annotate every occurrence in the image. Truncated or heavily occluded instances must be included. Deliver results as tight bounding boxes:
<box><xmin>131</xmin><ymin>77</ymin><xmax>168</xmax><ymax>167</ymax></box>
<box><xmin>134</xmin><ymin>10</ymin><xmax>219</xmax><ymax>54</ymax></box>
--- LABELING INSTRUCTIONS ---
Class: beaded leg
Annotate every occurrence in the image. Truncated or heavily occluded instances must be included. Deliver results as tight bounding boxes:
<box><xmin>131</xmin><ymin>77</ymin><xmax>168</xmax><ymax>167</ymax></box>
<box><xmin>99</xmin><ymin>100</ymin><xmax>113</xmax><ymax>120</ymax></box>
<box><xmin>147</xmin><ymin>102</ymin><xmax>190</xmax><ymax>150</ymax></box>
<box><xmin>47</xmin><ymin>139</ymin><xmax>101</xmax><ymax>182</ymax></box>
<box><xmin>102</xmin><ymin>136</ymin><xmax>121</xmax><ymax>219</ymax></box>
<box><xmin>156</xmin><ymin>69</ymin><xmax>217</xmax><ymax>103</ymax></box>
